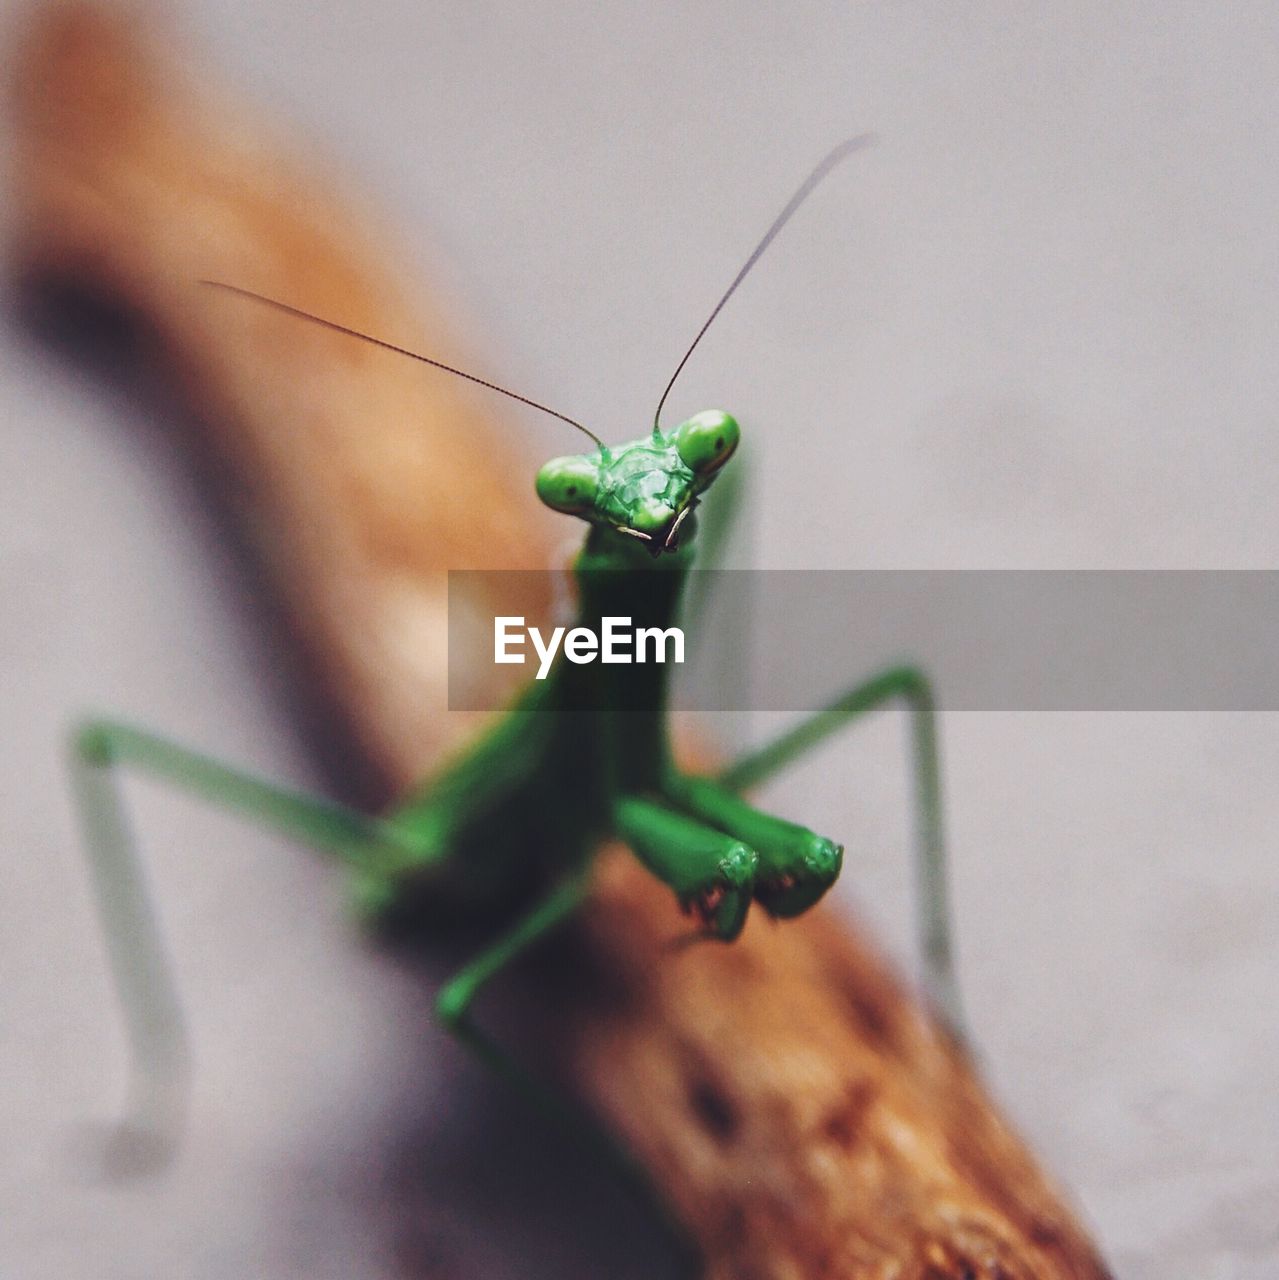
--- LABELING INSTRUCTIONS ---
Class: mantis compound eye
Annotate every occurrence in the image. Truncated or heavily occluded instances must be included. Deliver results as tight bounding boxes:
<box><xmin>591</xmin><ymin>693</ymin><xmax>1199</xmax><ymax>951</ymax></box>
<box><xmin>535</xmin><ymin>455</ymin><xmax>600</xmax><ymax>514</ymax></box>
<box><xmin>673</xmin><ymin>410</ymin><xmax>740</xmax><ymax>476</ymax></box>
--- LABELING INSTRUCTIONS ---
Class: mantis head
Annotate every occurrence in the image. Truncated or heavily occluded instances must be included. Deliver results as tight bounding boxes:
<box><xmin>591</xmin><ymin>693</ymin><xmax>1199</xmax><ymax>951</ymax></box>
<box><xmin>535</xmin><ymin>411</ymin><xmax>740</xmax><ymax>554</ymax></box>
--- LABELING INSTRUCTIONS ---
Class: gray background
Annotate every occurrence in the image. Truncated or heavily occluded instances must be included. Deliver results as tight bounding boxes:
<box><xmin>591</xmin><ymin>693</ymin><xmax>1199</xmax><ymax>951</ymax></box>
<box><xmin>3</xmin><ymin>2</ymin><xmax>1278</xmax><ymax>1277</ymax></box>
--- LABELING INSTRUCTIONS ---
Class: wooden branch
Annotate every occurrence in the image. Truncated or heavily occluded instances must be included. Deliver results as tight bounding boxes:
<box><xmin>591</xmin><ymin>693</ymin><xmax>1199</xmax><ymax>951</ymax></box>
<box><xmin>7</xmin><ymin>6</ymin><xmax>1114</xmax><ymax>1277</ymax></box>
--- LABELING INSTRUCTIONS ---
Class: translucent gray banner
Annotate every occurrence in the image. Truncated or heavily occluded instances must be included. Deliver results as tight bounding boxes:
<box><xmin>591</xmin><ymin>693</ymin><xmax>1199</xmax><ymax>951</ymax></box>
<box><xmin>447</xmin><ymin>570</ymin><xmax>1279</xmax><ymax>711</ymax></box>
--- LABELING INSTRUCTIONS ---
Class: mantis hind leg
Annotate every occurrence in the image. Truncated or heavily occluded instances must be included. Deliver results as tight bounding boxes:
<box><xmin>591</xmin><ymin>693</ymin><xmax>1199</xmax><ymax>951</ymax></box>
<box><xmin>434</xmin><ymin>875</ymin><xmax>587</xmax><ymax>1103</ymax></box>
<box><xmin>715</xmin><ymin>665</ymin><xmax>964</xmax><ymax>1037</ymax></box>
<box><xmin>68</xmin><ymin>717</ymin><xmax>436</xmax><ymax>1175</ymax></box>
<box><xmin>432</xmin><ymin>873</ymin><xmax>693</xmax><ymax>1265</ymax></box>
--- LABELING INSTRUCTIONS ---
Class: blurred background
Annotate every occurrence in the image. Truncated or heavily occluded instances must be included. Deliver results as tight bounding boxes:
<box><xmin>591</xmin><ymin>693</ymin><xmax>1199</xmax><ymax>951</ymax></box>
<box><xmin>2</xmin><ymin>2</ymin><xmax>1278</xmax><ymax>1277</ymax></box>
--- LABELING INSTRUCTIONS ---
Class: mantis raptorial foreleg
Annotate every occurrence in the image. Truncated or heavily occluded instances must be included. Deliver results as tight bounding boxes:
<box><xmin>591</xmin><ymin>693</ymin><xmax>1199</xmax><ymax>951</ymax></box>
<box><xmin>715</xmin><ymin>665</ymin><xmax>963</xmax><ymax>1035</ymax></box>
<box><xmin>614</xmin><ymin>797</ymin><xmax>758</xmax><ymax>941</ymax></box>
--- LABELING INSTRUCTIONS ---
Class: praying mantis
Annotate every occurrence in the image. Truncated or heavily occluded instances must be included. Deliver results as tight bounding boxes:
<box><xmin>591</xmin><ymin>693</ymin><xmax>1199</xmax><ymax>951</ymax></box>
<box><xmin>69</xmin><ymin>137</ymin><xmax>963</xmax><ymax>1177</ymax></box>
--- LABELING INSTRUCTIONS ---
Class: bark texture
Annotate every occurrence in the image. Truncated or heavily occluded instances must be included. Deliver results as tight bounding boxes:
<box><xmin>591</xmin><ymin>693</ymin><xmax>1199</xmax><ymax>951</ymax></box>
<box><xmin>7</xmin><ymin>6</ymin><xmax>1113</xmax><ymax>1277</ymax></box>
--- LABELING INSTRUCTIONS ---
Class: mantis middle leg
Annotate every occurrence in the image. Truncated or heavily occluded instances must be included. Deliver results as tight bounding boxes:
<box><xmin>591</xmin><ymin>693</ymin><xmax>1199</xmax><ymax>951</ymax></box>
<box><xmin>712</xmin><ymin>665</ymin><xmax>963</xmax><ymax>1036</ymax></box>
<box><xmin>67</xmin><ymin>711</ymin><xmax>535</xmax><ymax>1172</ymax></box>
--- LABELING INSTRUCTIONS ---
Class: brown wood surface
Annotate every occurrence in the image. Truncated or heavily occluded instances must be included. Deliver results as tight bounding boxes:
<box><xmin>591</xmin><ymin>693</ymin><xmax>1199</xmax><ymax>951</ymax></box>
<box><xmin>8</xmin><ymin>6</ymin><xmax>1114</xmax><ymax>1276</ymax></box>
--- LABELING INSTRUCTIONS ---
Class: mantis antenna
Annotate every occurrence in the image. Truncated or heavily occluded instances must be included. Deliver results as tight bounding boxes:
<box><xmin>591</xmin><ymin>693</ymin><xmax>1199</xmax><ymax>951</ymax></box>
<box><xmin>199</xmin><ymin>281</ymin><xmax>605</xmax><ymax>450</ymax></box>
<box><xmin>651</xmin><ymin>134</ymin><xmax>874</xmax><ymax>435</ymax></box>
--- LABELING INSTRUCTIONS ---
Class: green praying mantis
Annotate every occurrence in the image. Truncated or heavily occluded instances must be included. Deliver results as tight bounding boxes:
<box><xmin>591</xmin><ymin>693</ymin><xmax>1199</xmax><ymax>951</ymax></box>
<box><xmin>70</xmin><ymin>137</ymin><xmax>963</xmax><ymax>1177</ymax></box>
